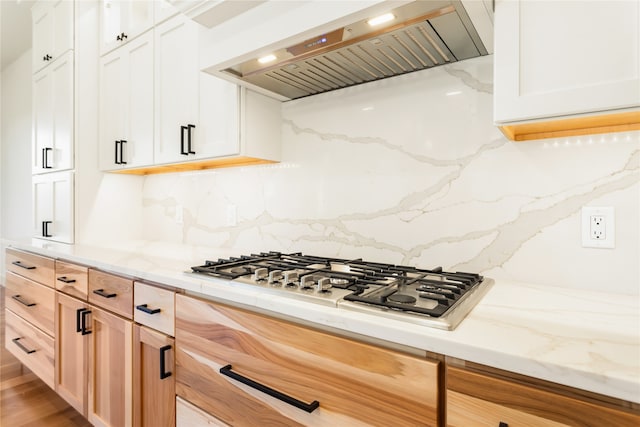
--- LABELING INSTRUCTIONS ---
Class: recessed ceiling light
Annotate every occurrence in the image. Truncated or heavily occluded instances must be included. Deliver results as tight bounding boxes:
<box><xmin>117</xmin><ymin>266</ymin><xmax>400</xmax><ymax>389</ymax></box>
<box><xmin>258</xmin><ymin>54</ymin><xmax>277</xmax><ymax>64</ymax></box>
<box><xmin>367</xmin><ymin>13</ymin><xmax>395</xmax><ymax>27</ymax></box>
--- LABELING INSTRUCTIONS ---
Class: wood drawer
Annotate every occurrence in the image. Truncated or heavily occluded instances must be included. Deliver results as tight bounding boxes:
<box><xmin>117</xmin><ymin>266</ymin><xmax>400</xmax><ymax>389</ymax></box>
<box><xmin>88</xmin><ymin>269</ymin><xmax>134</xmax><ymax>319</ymax></box>
<box><xmin>446</xmin><ymin>366</ymin><xmax>640</xmax><ymax>427</ymax></box>
<box><xmin>176</xmin><ymin>397</ymin><xmax>229</xmax><ymax>427</ymax></box>
<box><xmin>176</xmin><ymin>294</ymin><xmax>440</xmax><ymax>427</ymax></box>
<box><xmin>5</xmin><ymin>271</ymin><xmax>55</xmax><ymax>336</ymax></box>
<box><xmin>134</xmin><ymin>282</ymin><xmax>175</xmax><ymax>336</ymax></box>
<box><xmin>6</xmin><ymin>248</ymin><xmax>55</xmax><ymax>287</ymax></box>
<box><xmin>55</xmin><ymin>260</ymin><xmax>89</xmax><ymax>300</ymax></box>
<box><xmin>5</xmin><ymin>308</ymin><xmax>55</xmax><ymax>389</ymax></box>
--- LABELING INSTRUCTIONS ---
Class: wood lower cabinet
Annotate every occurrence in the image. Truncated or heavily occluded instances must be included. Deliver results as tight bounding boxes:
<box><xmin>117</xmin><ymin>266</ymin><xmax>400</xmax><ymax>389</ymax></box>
<box><xmin>175</xmin><ymin>293</ymin><xmax>441</xmax><ymax>427</ymax></box>
<box><xmin>176</xmin><ymin>396</ymin><xmax>229</xmax><ymax>427</ymax></box>
<box><xmin>133</xmin><ymin>325</ymin><xmax>175</xmax><ymax>427</ymax></box>
<box><xmin>446</xmin><ymin>365</ymin><xmax>640</xmax><ymax>427</ymax></box>
<box><xmin>5</xmin><ymin>271</ymin><xmax>55</xmax><ymax>335</ymax></box>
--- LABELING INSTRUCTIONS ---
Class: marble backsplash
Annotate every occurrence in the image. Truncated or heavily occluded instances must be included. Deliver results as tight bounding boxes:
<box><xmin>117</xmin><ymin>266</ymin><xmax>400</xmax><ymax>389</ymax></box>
<box><xmin>140</xmin><ymin>55</ymin><xmax>640</xmax><ymax>294</ymax></box>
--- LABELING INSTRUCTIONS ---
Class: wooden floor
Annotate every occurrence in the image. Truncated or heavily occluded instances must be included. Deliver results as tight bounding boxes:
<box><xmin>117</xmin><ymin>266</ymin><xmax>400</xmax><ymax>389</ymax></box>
<box><xmin>0</xmin><ymin>286</ymin><xmax>92</xmax><ymax>426</ymax></box>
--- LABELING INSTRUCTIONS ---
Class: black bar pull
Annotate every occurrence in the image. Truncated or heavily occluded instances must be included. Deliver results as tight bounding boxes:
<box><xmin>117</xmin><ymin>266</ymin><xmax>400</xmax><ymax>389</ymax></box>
<box><xmin>12</xmin><ymin>337</ymin><xmax>36</xmax><ymax>354</ymax></box>
<box><xmin>93</xmin><ymin>289</ymin><xmax>116</xmax><ymax>298</ymax></box>
<box><xmin>180</xmin><ymin>126</ymin><xmax>188</xmax><ymax>155</ymax></box>
<box><xmin>187</xmin><ymin>124</ymin><xmax>196</xmax><ymax>154</ymax></box>
<box><xmin>43</xmin><ymin>147</ymin><xmax>52</xmax><ymax>168</ymax></box>
<box><xmin>219</xmin><ymin>364</ymin><xmax>319</xmax><ymax>413</ymax></box>
<box><xmin>12</xmin><ymin>294</ymin><xmax>36</xmax><ymax>307</ymax></box>
<box><xmin>159</xmin><ymin>345</ymin><xmax>172</xmax><ymax>379</ymax></box>
<box><xmin>136</xmin><ymin>304</ymin><xmax>161</xmax><ymax>315</ymax></box>
<box><xmin>76</xmin><ymin>308</ymin><xmax>85</xmax><ymax>333</ymax></box>
<box><xmin>42</xmin><ymin>221</ymin><xmax>52</xmax><ymax>238</ymax></box>
<box><xmin>115</xmin><ymin>140</ymin><xmax>120</xmax><ymax>164</ymax></box>
<box><xmin>80</xmin><ymin>309</ymin><xmax>92</xmax><ymax>335</ymax></box>
<box><xmin>120</xmin><ymin>140</ymin><xmax>127</xmax><ymax>164</ymax></box>
<box><xmin>57</xmin><ymin>276</ymin><xmax>76</xmax><ymax>284</ymax></box>
<box><xmin>12</xmin><ymin>261</ymin><xmax>36</xmax><ymax>270</ymax></box>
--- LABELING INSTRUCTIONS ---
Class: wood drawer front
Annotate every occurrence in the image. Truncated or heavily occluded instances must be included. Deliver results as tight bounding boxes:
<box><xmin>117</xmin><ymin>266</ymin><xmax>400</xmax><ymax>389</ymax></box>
<box><xmin>134</xmin><ymin>282</ymin><xmax>175</xmax><ymax>336</ymax></box>
<box><xmin>5</xmin><ymin>308</ymin><xmax>55</xmax><ymax>389</ymax></box>
<box><xmin>176</xmin><ymin>397</ymin><xmax>229</xmax><ymax>427</ymax></box>
<box><xmin>88</xmin><ymin>269</ymin><xmax>133</xmax><ymax>319</ymax></box>
<box><xmin>6</xmin><ymin>248</ymin><xmax>55</xmax><ymax>287</ymax></box>
<box><xmin>446</xmin><ymin>366</ymin><xmax>640</xmax><ymax>427</ymax></box>
<box><xmin>55</xmin><ymin>260</ymin><xmax>89</xmax><ymax>300</ymax></box>
<box><xmin>176</xmin><ymin>294</ymin><xmax>440</xmax><ymax>427</ymax></box>
<box><xmin>5</xmin><ymin>271</ymin><xmax>55</xmax><ymax>336</ymax></box>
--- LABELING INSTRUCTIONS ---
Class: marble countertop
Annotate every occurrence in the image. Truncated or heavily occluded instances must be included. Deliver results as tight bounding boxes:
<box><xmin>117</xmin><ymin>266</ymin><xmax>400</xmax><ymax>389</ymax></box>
<box><xmin>6</xmin><ymin>239</ymin><xmax>640</xmax><ymax>404</ymax></box>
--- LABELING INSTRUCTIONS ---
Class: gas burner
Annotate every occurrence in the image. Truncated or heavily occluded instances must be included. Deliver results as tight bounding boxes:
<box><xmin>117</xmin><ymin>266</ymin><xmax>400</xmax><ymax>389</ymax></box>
<box><xmin>330</xmin><ymin>278</ymin><xmax>349</xmax><ymax>286</ymax></box>
<box><xmin>387</xmin><ymin>294</ymin><xmax>416</xmax><ymax>304</ymax></box>
<box><xmin>230</xmin><ymin>267</ymin><xmax>252</xmax><ymax>275</ymax></box>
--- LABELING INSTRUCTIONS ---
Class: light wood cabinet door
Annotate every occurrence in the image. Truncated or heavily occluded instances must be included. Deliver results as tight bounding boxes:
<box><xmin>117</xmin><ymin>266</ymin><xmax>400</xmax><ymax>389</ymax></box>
<box><xmin>87</xmin><ymin>305</ymin><xmax>134</xmax><ymax>427</ymax></box>
<box><xmin>446</xmin><ymin>366</ymin><xmax>640</xmax><ymax>427</ymax></box>
<box><xmin>55</xmin><ymin>292</ymin><xmax>89</xmax><ymax>416</ymax></box>
<box><xmin>133</xmin><ymin>325</ymin><xmax>175</xmax><ymax>427</ymax></box>
<box><xmin>55</xmin><ymin>260</ymin><xmax>89</xmax><ymax>300</ymax></box>
<box><xmin>5</xmin><ymin>271</ymin><xmax>55</xmax><ymax>336</ymax></box>
<box><xmin>133</xmin><ymin>282</ymin><xmax>175</xmax><ymax>336</ymax></box>
<box><xmin>176</xmin><ymin>294</ymin><xmax>440</xmax><ymax>427</ymax></box>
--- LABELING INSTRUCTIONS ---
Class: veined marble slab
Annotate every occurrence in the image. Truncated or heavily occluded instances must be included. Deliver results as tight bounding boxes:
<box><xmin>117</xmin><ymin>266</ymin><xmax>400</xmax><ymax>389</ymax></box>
<box><xmin>7</xmin><ymin>239</ymin><xmax>639</xmax><ymax>404</ymax></box>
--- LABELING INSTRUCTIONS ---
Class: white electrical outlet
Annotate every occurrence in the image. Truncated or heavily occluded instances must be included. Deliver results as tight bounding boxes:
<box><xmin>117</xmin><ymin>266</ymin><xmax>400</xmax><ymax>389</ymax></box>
<box><xmin>581</xmin><ymin>207</ymin><xmax>615</xmax><ymax>248</ymax></box>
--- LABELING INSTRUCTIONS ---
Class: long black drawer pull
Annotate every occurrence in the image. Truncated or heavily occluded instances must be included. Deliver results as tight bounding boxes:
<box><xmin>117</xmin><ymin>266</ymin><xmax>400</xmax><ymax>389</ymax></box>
<box><xmin>12</xmin><ymin>338</ymin><xmax>36</xmax><ymax>354</ymax></box>
<box><xmin>159</xmin><ymin>345</ymin><xmax>172</xmax><ymax>380</ymax></box>
<box><xmin>219</xmin><ymin>364</ymin><xmax>319</xmax><ymax>413</ymax></box>
<box><xmin>80</xmin><ymin>309</ymin><xmax>92</xmax><ymax>335</ymax></box>
<box><xmin>93</xmin><ymin>289</ymin><xmax>116</xmax><ymax>298</ymax></box>
<box><xmin>12</xmin><ymin>261</ymin><xmax>36</xmax><ymax>270</ymax></box>
<box><xmin>12</xmin><ymin>294</ymin><xmax>36</xmax><ymax>307</ymax></box>
<box><xmin>136</xmin><ymin>304</ymin><xmax>161</xmax><ymax>315</ymax></box>
<box><xmin>57</xmin><ymin>276</ymin><xmax>76</xmax><ymax>284</ymax></box>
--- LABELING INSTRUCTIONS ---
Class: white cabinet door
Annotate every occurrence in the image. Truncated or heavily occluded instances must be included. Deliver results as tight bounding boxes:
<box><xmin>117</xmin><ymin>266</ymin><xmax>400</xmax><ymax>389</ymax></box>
<box><xmin>154</xmin><ymin>14</ymin><xmax>199</xmax><ymax>164</ymax></box>
<box><xmin>32</xmin><ymin>0</ymin><xmax>74</xmax><ymax>73</ymax></box>
<box><xmin>32</xmin><ymin>171</ymin><xmax>74</xmax><ymax>244</ymax></box>
<box><xmin>494</xmin><ymin>0</ymin><xmax>640</xmax><ymax>123</ymax></box>
<box><xmin>33</xmin><ymin>51</ymin><xmax>74</xmax><ymax>174</ymax></box>
<box><xmin>100</xmin><ymin>0</ymin><xmax>154</xmax><ymax>56</ymax></box>
<box><xmin>99</xmin><ymin>31</ymin><xmax>154</xmax><ymax>170</ymax></box>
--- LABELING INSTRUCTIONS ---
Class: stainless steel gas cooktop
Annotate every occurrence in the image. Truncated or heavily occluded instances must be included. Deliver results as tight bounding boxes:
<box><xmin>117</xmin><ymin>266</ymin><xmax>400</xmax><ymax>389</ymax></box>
<box><xmin>190</xmin><ymin>252</ymin><xmax>492</xmax><ymax>330</ymax></box>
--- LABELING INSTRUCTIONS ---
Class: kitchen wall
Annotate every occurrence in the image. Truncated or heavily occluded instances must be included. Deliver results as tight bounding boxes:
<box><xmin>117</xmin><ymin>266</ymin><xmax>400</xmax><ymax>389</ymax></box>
<box><xmin>138</xmin><ymin>55</ymin><xmax>639</xmax><ymax>294</ymax></box>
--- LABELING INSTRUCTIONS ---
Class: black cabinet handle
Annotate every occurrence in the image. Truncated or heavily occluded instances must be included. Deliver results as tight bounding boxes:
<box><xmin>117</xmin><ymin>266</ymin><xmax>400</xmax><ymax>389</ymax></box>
<box><xmin>42</xmin><ymin>221</ymin><xmax>52</xmax><ymax>238</ymax></box>
<box><xmin>116</xmin><ymin>32</ymin><xmax>128</xmax><ymax>41</ymax></box>
<box><xmin>80</xmin><ymin>309</ymin><xmax>92</xmax><ymax>335</ymax></box>
<box><xmin>12</xmin><ymin>261</ymin><xmax>36</xmax><ymax>270</ymax></box>
<box><xmin>499</xmin><ymin>423</ymin><xmax>509</xmax><ymax>427</ymax></box>
<box><xmin>159</xmin><ymin>345</ymin><xmax>172</xmax><ymax>380</ymax></box>
<box><xmin>187</xmin><ymin>124</ymin><xmax>196</xmax><ymax>154</ymax></box>
<box><xmin>43</xmin><ymin>54</ymin><xmax>52</xmax><ymax>61</ymax></box>
<box><xmin>115</xmin><ymin>140</ymin><xmax>120</xmax><ymax>164</ymax></box>
<box><xmin>76</xmin><ymin>308</ymin><xmax>84</xmax><ymax>332</ymax></box>
<box><xmin>219</xmin><ymin>364</ymin><xmax>319</xmax><ymax>413</ymax></box>
<box><xmin>42</xmin><ymin>147</ymin><xmax>52</xmax><ymax>169</ymax></box>
<box><xmin>93</xmin><ymin>289</ymin><xmax>116</xmax><ymax>298</ymax></box>
<box><xmin>136</xmin><ymin>304</ymin><xmax>161</xmax><ymax>315</ymax></box>
<box><xmin>57</xmin><ymin>276</ymin><xmax>76</xmax><ymax>284</ymax></box>
<box><xmin>180</xmin><ymin>126</ymin><xmax>188</xmax><ymax>155</ymax></box>
<box><xmin>12</xmin><ymin>337</ymin><xmax>36</xmax><ymax>354</ymax></box>
<box><xmin>120</xmin><ymin>140</ymin><xmax>127</xmax><ymax>164</ymax></box>
<box><xmin>12</xmin><ymin>294</ymin><xmax>36</xmax><ymax>307</ymax></box>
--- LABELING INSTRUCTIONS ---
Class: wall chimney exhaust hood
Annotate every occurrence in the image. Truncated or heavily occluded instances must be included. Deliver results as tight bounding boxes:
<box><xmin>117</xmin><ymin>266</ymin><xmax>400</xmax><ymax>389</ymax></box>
<box><xmin>204</xmin><ymin>1</ymin><xmax>493</xmax><ymax>101</ymax></box>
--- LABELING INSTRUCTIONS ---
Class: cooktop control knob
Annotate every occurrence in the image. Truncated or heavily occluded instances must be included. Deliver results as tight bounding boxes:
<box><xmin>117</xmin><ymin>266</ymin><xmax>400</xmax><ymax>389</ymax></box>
<box><xmin>300</xmin><ymin>275</ymin><xmax>314</xmax><ymax>289</ymax></box>
<box><xmin>268</xmin><ymin>270</ymin><xmax>283</xmax><ymax>285</ymax></box>
<box><xmin>283</xmin><ymin>271</ymin><xmax>298</xmax><ymax>287</ymax></box>
<box><xmin>254</xmin><ymin>268</ymin><xmax>268</xmax><ymax>282</ymax></box>
<box><xmin>316</xmin><ymin>278</ymin><xmax>331</xmax><ymax>293</ymax></box>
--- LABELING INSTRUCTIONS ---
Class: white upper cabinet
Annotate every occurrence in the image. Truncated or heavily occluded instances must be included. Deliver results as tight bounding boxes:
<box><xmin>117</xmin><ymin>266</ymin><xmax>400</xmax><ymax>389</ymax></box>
<box><xmin>494</xmin><ymin>0</ymin><xmax>640</xmax><ymax>124</ymax></box>
<box><xmin>154</xmin><ymin>14</ymin><xmax>200</xmax><ymax>164</ymax></box>
<box><xmin>99</xmin><ymin>31</ymin><xmax>155</xmax><ymax>170</ymax></box>
<box><xmin>32</xmin><ymin>171</ymin><xmax>74</xmax><ymax>244</ymax></box>
<box><xmin>100</xmin><ymin>0</ymin><xmax>155</xmax><ymax>55</ymax></box>
<box><xmin>33</xmin><ymin>51</ymin><xmax>74</xmax><ymax>174</ymax></box>
<box><xmin>32</xmin><ymin>0</ymin><xmax>74</xmax><ymax>73</ymax></box>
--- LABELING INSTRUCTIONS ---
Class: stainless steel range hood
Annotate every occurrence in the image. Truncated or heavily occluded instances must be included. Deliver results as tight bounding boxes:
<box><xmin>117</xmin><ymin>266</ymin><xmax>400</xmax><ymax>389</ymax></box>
<box><xmin>217</xmin><ymin>1</ymin><xmax>491</xmax><ymax>100</ymax></box>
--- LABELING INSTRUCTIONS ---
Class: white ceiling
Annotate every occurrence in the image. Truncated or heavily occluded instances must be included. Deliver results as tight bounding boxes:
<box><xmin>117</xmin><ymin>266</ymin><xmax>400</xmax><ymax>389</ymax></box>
<box><xmin>1</xmin><ymin>0</ymin><xmax>35</xmax><ymax>71</ymax></box>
